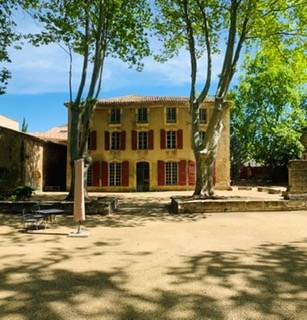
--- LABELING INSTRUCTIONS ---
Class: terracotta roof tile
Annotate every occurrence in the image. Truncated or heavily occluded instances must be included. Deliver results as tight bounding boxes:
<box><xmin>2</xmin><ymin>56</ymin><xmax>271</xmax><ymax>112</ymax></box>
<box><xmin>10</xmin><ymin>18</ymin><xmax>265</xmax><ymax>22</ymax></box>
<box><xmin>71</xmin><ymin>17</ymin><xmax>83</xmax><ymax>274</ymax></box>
<box><xmin>97</xmin><ymin>95</ymin><xmax>215</xmax><ymax>106</ymax></box>
<box><xmin>32</xmin><ymin>125</ymin><xmax>68</xmax><ymax>142</ymax></box>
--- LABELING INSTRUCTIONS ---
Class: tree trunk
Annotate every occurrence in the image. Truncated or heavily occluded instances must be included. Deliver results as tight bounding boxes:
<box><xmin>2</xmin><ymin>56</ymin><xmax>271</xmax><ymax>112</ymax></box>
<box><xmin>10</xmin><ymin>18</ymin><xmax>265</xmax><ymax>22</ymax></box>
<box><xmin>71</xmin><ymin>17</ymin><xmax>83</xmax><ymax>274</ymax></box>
<box><xmin>66</xmin><ymin>106</ymin><xmax>80</xmax><ymax>200</ymax></box>
<box><xmin>190</xmin><ymin>102</ymin><xmax>203</xmax><ymax>197</ymax></box>
<box><xmin>193</xmin><ymin>152</ymin><xmax>203</xmax><ymax>196</ymax></box>
<box><xmin>83</xmin><ymin>154</ymin><xmax>92</xmax><ymax>200</ymax></box>
<box><xmin>196</xmin><ymin>99</ymin><xmax>228</xmax><ymax>197</ymax></box>
<box><xmin>202</xmin><ymin>154</ymin><xmax>215</xmax><ymax>196</ymax></box>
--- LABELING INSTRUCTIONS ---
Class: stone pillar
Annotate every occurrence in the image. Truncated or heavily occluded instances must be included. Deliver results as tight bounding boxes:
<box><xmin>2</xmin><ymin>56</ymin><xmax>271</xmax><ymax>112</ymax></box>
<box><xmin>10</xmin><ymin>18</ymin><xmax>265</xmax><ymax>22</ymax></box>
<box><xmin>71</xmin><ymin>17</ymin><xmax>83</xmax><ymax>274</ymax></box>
<box><xmin>285</xmin><ymin>127</ymin><xmax>307</xmax><ymax>199</ymax></box>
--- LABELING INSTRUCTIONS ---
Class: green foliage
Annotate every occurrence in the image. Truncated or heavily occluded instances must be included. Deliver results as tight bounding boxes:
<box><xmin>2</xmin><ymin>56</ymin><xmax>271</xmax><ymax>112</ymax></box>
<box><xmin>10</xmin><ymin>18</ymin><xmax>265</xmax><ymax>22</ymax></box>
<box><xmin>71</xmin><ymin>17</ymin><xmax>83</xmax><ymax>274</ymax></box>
<box><xmin>28</xmin><ymin>0</ymin><xmax>151</xmax><ymax>198</ymax></box>
<box><xmin>0</xmin><ymin>185</ymin><xmax>34</xmax><ymax>201</ymax></box>
<box><xmin>154</xmin><ymin>0</ymin><xmax>306</xmax><ymax>99</ymax></box>
<box><xmin>0</xmin><ymin>0</ymin><xmax>38</xmax><ymax>94</ymax></box>
<box><xmin>12</xmin><ymin>186</ymin><xmax>34</xmax><ymax>200</ymax></box>
<box><xmin>0</xmin><ymin>1</ymin><xmax>17</xmax><ymax>94</ymax></box>
<box><xmin>231</xmin><ymin>47</ymin><xmax>307</xmax><ymax>169</ymax></box>
<box><xmin>154</xmin><ymin>0</ymin><xmax>306</xmax><ymax>195</ymax></box>
<box><xmin>30</xmin><ymin>0</ymin><xmax>151</xmax><ymax>72</ymax></box>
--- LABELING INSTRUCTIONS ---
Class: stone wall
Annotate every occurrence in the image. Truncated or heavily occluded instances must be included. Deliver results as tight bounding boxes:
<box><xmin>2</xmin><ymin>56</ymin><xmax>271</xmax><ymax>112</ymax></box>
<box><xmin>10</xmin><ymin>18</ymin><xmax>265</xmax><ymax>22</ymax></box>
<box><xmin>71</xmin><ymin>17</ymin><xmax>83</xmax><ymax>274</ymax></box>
<box><xmin>0</xmin><ymin>197</ymin><xmax>117</xmax><ymax>215</ymax></box>
<box><xmin>0</xmin><ymin>126</ymin><xmax>67</xmax><ymax>192</ymax></box>
<box><xmin>171</xmin><ymin>196</ymin><xmax>307</xmax><ymax>213</ymax></box>
<box><xmin>0</xmin><ymin>126</ymin><xmax>43</xmax><ymax>191</ymax></box>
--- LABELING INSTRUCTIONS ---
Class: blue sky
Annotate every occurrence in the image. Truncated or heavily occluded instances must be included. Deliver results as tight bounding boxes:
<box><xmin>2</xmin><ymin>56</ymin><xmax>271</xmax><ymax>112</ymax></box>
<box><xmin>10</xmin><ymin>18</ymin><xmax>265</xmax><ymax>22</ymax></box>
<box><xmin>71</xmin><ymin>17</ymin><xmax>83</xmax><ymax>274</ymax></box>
<box><xmin>0</xmin><ymin>12</ymin><xmax>226</xmax><ymax>132</ymax></box>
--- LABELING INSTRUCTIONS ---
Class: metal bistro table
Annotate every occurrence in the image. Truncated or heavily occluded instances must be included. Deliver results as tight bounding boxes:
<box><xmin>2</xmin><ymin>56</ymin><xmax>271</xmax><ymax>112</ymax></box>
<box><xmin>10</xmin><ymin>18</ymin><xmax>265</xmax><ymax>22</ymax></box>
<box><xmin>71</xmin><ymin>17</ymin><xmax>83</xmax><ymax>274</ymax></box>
<box><xmin>36</xmin><ymin>209</ymin><xmax>64</xmax><ymax>223</ymax></box>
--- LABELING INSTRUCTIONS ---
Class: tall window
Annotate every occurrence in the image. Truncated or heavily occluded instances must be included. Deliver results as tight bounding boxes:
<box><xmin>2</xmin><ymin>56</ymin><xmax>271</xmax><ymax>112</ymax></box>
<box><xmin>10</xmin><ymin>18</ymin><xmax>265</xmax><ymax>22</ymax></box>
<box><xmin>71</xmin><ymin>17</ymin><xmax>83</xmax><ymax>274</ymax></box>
<box><xmin>110</xmin><ymin>108</ymin><xmax>121</xmax><ymax>123</ymax></box>
<box><xmin>137</xmin><ymin>107</ymin><xmax>148</xmax><ymax>123</ymax></box>
<box><xmin>165</xmin><ymin>162</ymin><xmax>178</xmax><ymax>185</ymax></box>
<box><xmin>138</xmin><ymin>131</ymin><xmax>148</xmax><ymax>149</ymax></box>
<box><xmin>111</xmin><ymin>132</ymin><xmax>121</xmax><ymax>150</ymax></box>
<box><xmin>87</xmin><ymin>166</ymin><xmax>93</xmax><ymax>186</ymax></box>
<box><xmin>166</xmin><ymin>107</ymin><xmax>176</xmax><ymax>123</ymax></box>
<box><xmin>109</xmin><ymin>163</ymin><xmax>121</xmax><ymax>186</ymax></box>
<box><xmin>199</xmin><ymin>109</ymin><xmax>207</xmax><ymax>123</ymax></box>
<box><xmin>166</xmin><ymin>131</ymin><xmax>177</xmax><ymax>149</ymax></box>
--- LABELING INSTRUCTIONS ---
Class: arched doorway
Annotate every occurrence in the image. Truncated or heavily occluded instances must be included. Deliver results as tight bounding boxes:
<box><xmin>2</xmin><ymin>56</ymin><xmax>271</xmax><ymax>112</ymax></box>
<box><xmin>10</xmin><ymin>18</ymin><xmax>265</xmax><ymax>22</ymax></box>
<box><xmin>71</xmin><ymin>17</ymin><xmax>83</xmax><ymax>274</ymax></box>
<box><xmin>136</xmin><ymin>162</ymin><xmax>149</xmax><ymax>192</ymax></box>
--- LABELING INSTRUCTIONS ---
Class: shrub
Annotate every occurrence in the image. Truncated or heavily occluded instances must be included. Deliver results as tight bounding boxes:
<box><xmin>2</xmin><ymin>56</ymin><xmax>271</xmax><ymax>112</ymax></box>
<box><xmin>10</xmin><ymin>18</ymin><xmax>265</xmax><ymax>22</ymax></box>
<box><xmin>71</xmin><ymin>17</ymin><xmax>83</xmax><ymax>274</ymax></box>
<box><xmin>12</xmin><ymin>186</ymin><xmax>34</xmax><ymax>200</ymax></box>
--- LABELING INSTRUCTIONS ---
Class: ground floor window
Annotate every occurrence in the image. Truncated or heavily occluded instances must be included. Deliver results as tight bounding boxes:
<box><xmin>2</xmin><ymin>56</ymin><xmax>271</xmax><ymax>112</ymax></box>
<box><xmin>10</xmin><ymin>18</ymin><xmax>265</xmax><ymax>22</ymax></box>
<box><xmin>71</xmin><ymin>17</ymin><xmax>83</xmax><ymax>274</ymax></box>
<box><xmin>165</xmin><ymin>162</ymin><xmax>178</xmax><ymax>185</ymax></box>
<box><xmin>109</xmin><ymin>162</ymin><xmax>121</xmax><ymax>186</ymax></box>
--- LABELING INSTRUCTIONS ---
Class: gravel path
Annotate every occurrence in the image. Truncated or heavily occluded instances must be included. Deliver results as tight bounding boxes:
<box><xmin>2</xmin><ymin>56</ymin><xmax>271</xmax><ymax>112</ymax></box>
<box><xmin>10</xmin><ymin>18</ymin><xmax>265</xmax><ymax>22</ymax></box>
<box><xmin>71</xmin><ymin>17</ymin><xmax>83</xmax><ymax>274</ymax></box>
<box><xmin>0</xmin><ymin>207</ymin><xmax>306</xmax><ymax>319</ymax></box>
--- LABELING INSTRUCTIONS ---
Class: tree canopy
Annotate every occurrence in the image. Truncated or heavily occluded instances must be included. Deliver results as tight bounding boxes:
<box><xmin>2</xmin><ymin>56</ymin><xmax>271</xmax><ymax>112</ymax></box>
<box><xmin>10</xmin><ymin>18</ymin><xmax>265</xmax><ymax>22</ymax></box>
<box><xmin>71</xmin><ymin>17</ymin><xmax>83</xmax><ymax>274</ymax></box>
<box><xmin>0</xmin><ymin>0</ymin><xmax>37</xmax><ymax>95</ymax></box>
<box><xmin>231</xmin><ymin>45</ymin><xmax>307</xmax><ymax>172</ymax></box>
<box><xmin>154</xmin><ymin>0</ymin><xmax>306</xmax><ymax>195</ymax></box>
<box><xmin>0</xmin><ymin>1</ymin><xmax>18</xmax><ymax>95</ymax></box>
<box><xmin>29</xmin><ymin>0</ymin><xmax>151</xmax><ymax>198</ymax></box>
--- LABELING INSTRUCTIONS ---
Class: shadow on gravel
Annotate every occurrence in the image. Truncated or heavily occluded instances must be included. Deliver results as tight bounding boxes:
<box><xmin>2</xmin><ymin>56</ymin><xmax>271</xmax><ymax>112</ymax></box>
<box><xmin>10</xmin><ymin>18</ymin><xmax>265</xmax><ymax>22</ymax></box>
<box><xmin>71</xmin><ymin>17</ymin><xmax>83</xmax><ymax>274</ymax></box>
<box><xmin>0</xmin><ymin>238</ymin><xmax>306</xmax><ymax>319</ymax></box>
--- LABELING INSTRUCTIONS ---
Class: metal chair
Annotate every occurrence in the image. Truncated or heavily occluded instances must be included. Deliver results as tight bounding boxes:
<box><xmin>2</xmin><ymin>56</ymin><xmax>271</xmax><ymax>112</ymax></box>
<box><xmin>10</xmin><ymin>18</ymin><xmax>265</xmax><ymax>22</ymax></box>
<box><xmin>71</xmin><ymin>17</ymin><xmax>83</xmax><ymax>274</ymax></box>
<box><xmin>31</xmin><ymin>203</ymin><xmax>41</xmax><ymax>214</ymax></box>
<box><xmin>22</xmin><ymin>208</ymin><xmax>45</xmax><ymax>230</ymax></box>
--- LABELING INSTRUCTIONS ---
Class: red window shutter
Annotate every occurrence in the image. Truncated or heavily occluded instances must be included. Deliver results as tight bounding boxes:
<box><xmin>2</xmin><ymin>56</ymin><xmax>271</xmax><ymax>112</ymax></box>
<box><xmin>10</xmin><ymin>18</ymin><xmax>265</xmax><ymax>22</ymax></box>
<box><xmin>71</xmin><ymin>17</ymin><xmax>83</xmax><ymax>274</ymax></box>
<box><xmin>177</xmin><ymin>129</ymin><xmax>183</xmax><ymax>149</ymax></box>
<box><xmin>148</xmin><ymin>130</ymin><xmax>154</xmax><ymax>149</ymax></box>
<box><xmin>101</xmin><ymin>161</ymin><xmax>108</xmax><ymax>186</ymax></box>
<box><xmin>188</xmin><ymin>160</ymin><xmax>196</xmax><ymax>185</ymax></box>
<box><xmin>120</xmin><ymin>131</ymin><xmax>126</xmax><ymax>150</ymax></box>
<box><xmin>212</xmin><ymin>161</ymin><xmax>216</xmax><ymax>186</ymax></box>
<box><xmin>178</xmin><ymin>160</ymin><xmax>187</xmax><ymax>185</ymax></box>
<box><xmin>122</xmin><ymin>161</ymin><xmax>129</xmax><ymax>186</ymax></box>
<box><xmin>104</xmin><ymin>131</ymin><xmax>110</xmax><ymax>150</ymax></box>
<box><xmin>158</xmin><ymin>160</ymin><xmax>165</xmax><ymax>186</ymax></box>
<box><xmin>92</xmin><ymin>161</ymin><xmax>100</xmax><ymax>186</ymax></box>
<box><xmin>160</xmin><ymin>129</ymin><xmax>166</xmax><ymax>149</ymax></box>
<box><xmin>132</xmin><ymin>130</ymin><xmax>137</xmax><ymax>150</ymax></box>
<box><xmin>90</xmin><ymin>131</ymin><xmax>97</xmax><ymax>150</ymax></box>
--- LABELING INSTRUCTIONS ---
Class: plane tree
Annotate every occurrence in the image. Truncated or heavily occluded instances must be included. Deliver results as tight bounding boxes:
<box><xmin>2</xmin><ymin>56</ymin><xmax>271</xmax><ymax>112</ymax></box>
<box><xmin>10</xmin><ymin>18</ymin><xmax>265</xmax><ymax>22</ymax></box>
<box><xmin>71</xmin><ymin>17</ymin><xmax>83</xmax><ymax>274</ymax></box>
<box><xmin>154</xmin><ymin>0</ymin><xmax>306</xmax><ymax>197</ymax></box>
<box><xmin>0</xmin><ymin>0</ymin><xmax>37</xmax><ymax>94</ymax></box>
<box><xmin>231</xmin><ymin>46</ymin><xmax>307</xmax><ymax>178</ymax></box>
<box><xmin>31</xmin><ymin>0</ymin><xmax>151</xmax><ymax>198</ymax></box>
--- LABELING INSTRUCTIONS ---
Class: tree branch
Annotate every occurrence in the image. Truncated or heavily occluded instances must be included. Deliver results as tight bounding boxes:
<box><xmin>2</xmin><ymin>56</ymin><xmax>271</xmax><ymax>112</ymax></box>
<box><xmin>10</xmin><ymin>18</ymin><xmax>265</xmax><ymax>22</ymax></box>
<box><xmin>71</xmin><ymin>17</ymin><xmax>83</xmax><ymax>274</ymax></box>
<box><xmin>196</xmin><ymin>0</ymin><xmax>212</xmax><ymax>104</ymax></box>
<box><xmin>182</xmin><ymin>0</ymin><xmax>197</xmax><ymax>105</ymax></box>
<box><xmin>74</xmin><ymin>11</ymin><xmax>90</xmax><ymax>108</ymax></box>
<box><xmin>216</xmin><ymin>0</ymin><xmax>238</xmax><ymax>99</ymax></box>
<box><xmin>87</xmin><ymin>0</ymin><xmax>106</xmax><ymax>100</ymax></box>
<box><xmin>228</xmin><ymin>3</ymin><xmax>252</xmax><ymax>86</ymax></box>
<box><xmin>68</xmin><ymin>45</ymin><xmax>73</xmax><ymax>104</ymax></box>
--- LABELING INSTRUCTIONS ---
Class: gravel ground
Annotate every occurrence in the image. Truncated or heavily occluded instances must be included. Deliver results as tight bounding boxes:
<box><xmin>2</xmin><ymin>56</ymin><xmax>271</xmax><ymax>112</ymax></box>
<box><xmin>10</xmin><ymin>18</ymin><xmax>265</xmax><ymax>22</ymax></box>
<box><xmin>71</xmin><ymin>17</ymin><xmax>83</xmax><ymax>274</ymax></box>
<box><xmin>0</xmin><ymin>195</ymin><xmax>306</xmax><ymax>320</ymax></box>
<box><xmin>31</xmin><ymin>187</ymin><xmax>286</xmax><ymax>202</ymax></box>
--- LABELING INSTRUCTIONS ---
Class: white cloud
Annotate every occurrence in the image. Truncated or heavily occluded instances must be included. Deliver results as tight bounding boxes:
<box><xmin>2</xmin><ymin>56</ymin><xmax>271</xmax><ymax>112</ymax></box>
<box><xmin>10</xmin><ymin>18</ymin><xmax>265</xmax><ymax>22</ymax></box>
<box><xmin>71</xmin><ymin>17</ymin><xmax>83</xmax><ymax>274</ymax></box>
<box><xmin>6</xmin><ymin>12</ymin><xmax>225</xmax><ymax>95</ymax></box>
<box><xmin>7</xmin><ymin>41</ymin><xmax>225</xmax><ymax>95</ymax></box>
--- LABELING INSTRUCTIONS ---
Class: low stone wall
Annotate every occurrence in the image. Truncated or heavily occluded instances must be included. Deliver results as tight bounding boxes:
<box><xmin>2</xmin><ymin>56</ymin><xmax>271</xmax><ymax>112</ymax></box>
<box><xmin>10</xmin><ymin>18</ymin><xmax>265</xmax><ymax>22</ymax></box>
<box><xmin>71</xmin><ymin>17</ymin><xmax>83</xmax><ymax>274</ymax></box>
<box><xmin>171</xmin><ymin>197</ymin><xmax>307</xmax><ymax>214</ymax></box>
<box><xmin>0</xmin><ymin>197</ymin><xmax>118</xmax><ymax>215</ymax></box>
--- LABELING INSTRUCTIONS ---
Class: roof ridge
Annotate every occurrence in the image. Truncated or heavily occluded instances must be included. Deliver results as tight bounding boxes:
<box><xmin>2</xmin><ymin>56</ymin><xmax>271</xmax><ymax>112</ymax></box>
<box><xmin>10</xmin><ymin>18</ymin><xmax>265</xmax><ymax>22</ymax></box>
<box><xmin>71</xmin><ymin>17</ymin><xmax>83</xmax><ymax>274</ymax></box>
<box><xmin>96</xmin><ymin>95</ymin><xmax>216</xmax><ymax>105</ymax></box>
